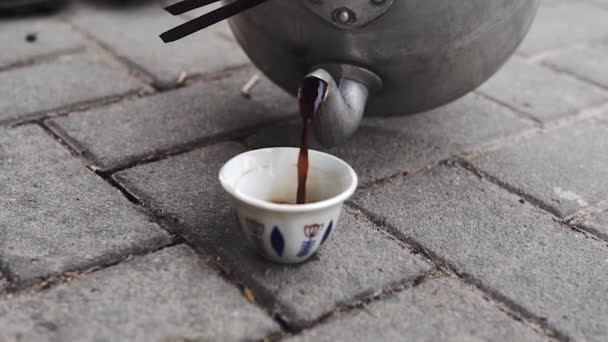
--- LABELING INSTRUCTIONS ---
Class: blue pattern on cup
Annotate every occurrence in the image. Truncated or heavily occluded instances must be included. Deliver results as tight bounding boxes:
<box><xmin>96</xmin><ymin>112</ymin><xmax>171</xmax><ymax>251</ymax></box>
<box><xmin>321</xmin><ymin>220</ymin><xmax>333</xmax><ymax>245</ymax></box>
<box><xmin>271</xmin><ymin>227</ymin><xmax>285</xmax><ymax>257</ymax></box>
<box><xmin>297</xmin><ymin>240</ymin><xmax>316</xmax><ymax>257</ymax></box>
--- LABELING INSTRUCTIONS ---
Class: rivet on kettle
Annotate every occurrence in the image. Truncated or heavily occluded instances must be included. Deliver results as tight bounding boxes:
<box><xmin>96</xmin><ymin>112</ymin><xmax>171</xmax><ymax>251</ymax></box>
<box><xmin>333</xmin><ymin>8</ymin><xmax>356</xmax><ymax>25</ymax></box>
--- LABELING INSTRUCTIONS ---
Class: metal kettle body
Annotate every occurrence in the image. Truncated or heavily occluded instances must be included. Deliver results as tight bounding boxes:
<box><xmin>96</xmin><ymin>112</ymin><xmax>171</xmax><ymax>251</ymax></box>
<box><xmin>225</xmin><ymin>0</ymin><xmax>539</xmax><ymax>146</ymax></box>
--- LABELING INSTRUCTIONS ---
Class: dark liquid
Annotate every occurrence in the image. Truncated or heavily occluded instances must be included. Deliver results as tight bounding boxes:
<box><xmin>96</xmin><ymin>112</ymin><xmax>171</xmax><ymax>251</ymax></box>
<box><xmin>296</xmin><ymin>77</ymin><xmax>328</xmax><ymax>204</ymax></box>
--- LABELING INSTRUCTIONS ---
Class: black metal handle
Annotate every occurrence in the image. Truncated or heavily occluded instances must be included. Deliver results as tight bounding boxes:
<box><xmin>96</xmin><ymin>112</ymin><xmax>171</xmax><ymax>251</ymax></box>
<box><xmin>164</xmin><ymin>0</ymin><xmax>222</xmax><ymax>16</ymax></box>
<box><xmin>160</xmin><ymin>0</ymin><xmax>269</xmax><ymax>43</ymax></box>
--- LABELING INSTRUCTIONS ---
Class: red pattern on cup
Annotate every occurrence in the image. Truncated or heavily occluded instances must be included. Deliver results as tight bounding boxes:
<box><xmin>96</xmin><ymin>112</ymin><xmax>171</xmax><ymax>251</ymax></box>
<box><xmin>246</xmin><ymin>218</ymin><xmax>265</xmax><ymax>236</ymax></box>
<box><xmin>304</xmin><ymin>224</ymin><xmax>323</xmax><ymax>239</ymax></box>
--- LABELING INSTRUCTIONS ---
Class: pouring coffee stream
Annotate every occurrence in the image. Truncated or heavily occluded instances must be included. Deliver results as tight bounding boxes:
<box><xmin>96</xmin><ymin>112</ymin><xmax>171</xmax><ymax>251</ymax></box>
<box><xmin>297</xmin><ymin>77</ymin><xmax>329</xmax><ymax>204</ymax></box>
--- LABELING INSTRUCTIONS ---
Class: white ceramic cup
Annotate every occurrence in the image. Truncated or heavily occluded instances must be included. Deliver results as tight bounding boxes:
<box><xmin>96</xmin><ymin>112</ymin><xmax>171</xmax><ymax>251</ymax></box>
<box><xmin>219</xmin><ymin>147</ymin><xmax>358</xmax><ymax>264</ymax></box>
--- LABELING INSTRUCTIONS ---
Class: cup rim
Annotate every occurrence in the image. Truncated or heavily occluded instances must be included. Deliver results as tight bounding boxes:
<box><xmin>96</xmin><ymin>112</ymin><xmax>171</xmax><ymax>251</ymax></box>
<box><xmin>218</xmin><ymin>147</ymin><xmax>358</xmax><ymax>213</ymax></box>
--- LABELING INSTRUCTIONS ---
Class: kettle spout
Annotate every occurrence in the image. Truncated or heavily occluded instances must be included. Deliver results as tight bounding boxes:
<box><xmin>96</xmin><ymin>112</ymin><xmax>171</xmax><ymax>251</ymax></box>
<box><xmin>304</xmin><ymin>65</ymin><xmax>383</xmax><ymax>147</ymax></box>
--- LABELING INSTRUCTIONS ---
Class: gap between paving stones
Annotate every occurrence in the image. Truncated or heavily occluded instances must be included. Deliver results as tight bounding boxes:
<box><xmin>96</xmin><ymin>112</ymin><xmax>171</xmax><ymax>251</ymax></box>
<box><xmin>359</xmin><ymin>100</ymin><xmax>608</xmax><ymax>192</ymax></box>
<box><xmin>270</xmin><ymin>271</ymin><xmax>444</xmax><ymax>342</ymax></box>
<box><xmin>478</xmin><ymin>62</ymin><xmax>608</xmax><ymax>126</ymax></box>
<box><xmin>57</xmin><ymin>16</ymin><xmax>251</xmax><ymax>91</ymax></box>
<box><xmin>45</xmin><ymin>111</ymin><xmax>295</xmax><ymax>175</ymax></box>
<box><xmin>460</xmin><ymin>100</ymin><xmax>608</xmax><ymax>159</ymax></box>
<box><xmin>0</xmin><ymin>51</ymin><xmax>153</xmax><ymax>127</ymax></box>
<box><xmin>0</xmin><ymin>46</ymin><xmax>85</xmax><ymax>73</ymax></box>
<box><xmin>474</xmin><ymin>91</ymin><xmax>544</xmax><ymax>124</ymax></box>
<box><xmin>5</xmin><ymin>89</ymin><xmax>149</xmax><ymax>128</ymax></box>
<box><xmin>99</xmin><ymin>116</ymin><xmax>294</xmax><ymax>174</ymax></box>
<box><xmin>56</xmin><ymin>16</ymin><xmax>154</xmax><ymax>87</ymax></box>
<box><xmin>347</xmin><ymin>193</ymin><xmax>566</xmax><ymax>341</ymax></box>
<box><xmin>457</xmin><ymin>159</ymin><xmax>563</xmax><ymax>217</ymax></box>
<box><xmin>4</xmin><ymin>59</ymin><xmax>252</xmax><ymax>130</ymax></box>
<box><xmin>457</xmin><ymin>159</ymin><xmax>608</xmax><ymax>246</ymax></box>
<box><xmin>0</xmin><ymin>88</ymin><xmax>146</xmax><ymax>128</ymax></box>
<box><xmin>482</xmin><ymin>56</ymin><xmax>608</xmax><ymax>120</ymax></box>
<box><xmin>39</xmin><ymin>122</ymin><xmax>203</xmax><ymax>242</ymax></box>
<box><xmin>528</xmin><ymin>49</ymin><xmax>608</xmax><ymax>92</ymax></box>
<box><xmin>564</xmin><ymin>200</ymin><xmax>608</xmax><ymax>241</ymax></box>
<box><xmin>56</xmin><ymin>16</ymin><xmax>157</xmax><ymax>87</ymax></box>
<box><xmin>523</xmin><ymin>41</ymin><xmax>595</xmax><ymax>64</ymax></box>
<box><xmin>540</xmin><ymin>60</ymin><xmax>608</xmax><ymax>92</ymax></box>
<box><xmin>565</xmin><ymin>200</ymin><xmax>608</xmax><ymax>223</ymax></box>
<box><xmin>0</xmin><ymin>240</ymin><xmax>182</xmax><ymax>300</ymax></box>
<box><xmin>454</xmin><ymin>102</ymin><xmax>608</xmax><ymax>245</ymax></box>
<box><xmin>256</xmin><ymin>268</ymin><xmax>439</xmax><ymax>340</ymax></box>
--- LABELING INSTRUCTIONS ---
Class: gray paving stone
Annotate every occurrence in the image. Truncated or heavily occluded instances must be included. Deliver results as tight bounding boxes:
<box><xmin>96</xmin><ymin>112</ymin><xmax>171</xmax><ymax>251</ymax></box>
<box><xmin>0</xmin><ymin>19</ymin><xmax>84</xmax><ymax>70</ymax></box>
<box><xmin>479</xmin><ymin>57</ymin><xmax>607</xmax><ymax>123</ymax></box>
<box><xmin>66</xmin><ymin>1</ymin><xmax>249</xmax><ymax>87</ymax></box>
<box><xmin>113</xmin><ymin>143</ymin><xmax>431</xmax><ymax>327</ymax></box>
<box><xmin>0</xmin><ymin>53</ymin><xmax>142</xmax><ymax>124</ymax></box>
<box><xmin>580</xmin><ymin>210</ymin><xmax>608</xmax><ymax>240</ymax></box>
<box><xmin>289</xmin><ymin>277</ymin><xmax>544</xmax><ymax>342</ymax></box>
<box><xmin>0</xmin><ymin>125</ymin><xmax>171</xmax><ymax>284</ymax></box>
<box><xmin>0</xmin><ymin>245</ymin><xmax>280</xmax><ymax>342</ymax></box>
<box><xmin>600</xmin><ymin>111</ymin><xmax>608</xmax><ymax>125</ymax></box>
<box><xmin>48</xmin><ymin>67</ymin><xmax>295</xmax><ymax>171</ymax></box>
<box><xmin>544</xmin><ymin>41</ymin><xmax>608</xmax><ymax>89</ymax></box>
<box><xmin>353</xmin><ymin>164</ymin><xmax>608</xmax><ymax>341</ymax></box>
<box><xmin>246</xmin><ymin>93</ymin><xmax>531</xmax><ymax>184</ymax></box>
<box><xmin>589</xmin><ymin>0</ymin><xmax>608</xmax><ymax>10</ymax></box>
<box><xmin>518</xmin><ymin>1</ymin><xmax>608</xmax><ymax>56</ymax></box>
<box><xmin>469</xmin><ymin>120</ymin><xmax>608</xmax><ymax>217</ymax></box>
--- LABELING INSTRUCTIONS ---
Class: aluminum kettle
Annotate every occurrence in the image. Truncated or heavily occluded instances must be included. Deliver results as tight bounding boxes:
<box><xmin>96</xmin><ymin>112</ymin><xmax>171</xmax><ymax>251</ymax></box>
<box><xmin>224</xmin><ymin>0</ymin><xmax>539</xmax><ymax>146</ymax></box>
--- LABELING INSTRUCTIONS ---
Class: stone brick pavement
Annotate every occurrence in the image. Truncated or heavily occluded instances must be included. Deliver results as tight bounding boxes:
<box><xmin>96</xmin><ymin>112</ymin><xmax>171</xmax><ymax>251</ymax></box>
<box><xmin>1</xmin><ymin>0</ymin><xmax>608</xmax><ymax>341</ymax></box>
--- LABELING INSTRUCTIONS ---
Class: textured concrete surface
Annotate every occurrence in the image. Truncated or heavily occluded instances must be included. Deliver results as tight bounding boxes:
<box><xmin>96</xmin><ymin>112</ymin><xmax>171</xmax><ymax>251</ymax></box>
<box><xmin>544</xmin><ymin>42</ymin><xmax>608</xmax><ymax>89</ymax></box>
<box><xmin>469</xmin><ymin>120</ymin><xmax>608</xmax><ymax>217</ymax></box>
<box><xmin>479</xmin><ymin>57</ymin><xmax>607</xmax><ymax>122</ymax></box>
<box><xmin>0</xmin><ymin>125</ymin><xmax>171</xmax><ymax>284</ymax></box>
<box><xmin>353</xmin><ymin>165</ymin><xmax>608</xmax><ymax>341</ymax></box>
<box><xmin>1</xmin><ymin>0</ymin><xmax>607</xmax><ymax>340</ymax></box>
<box><xmin>0</xmin><ymin>18</ymin><xmax>83</xmax><ymax>70</ymax></box>
<box><xmin>0</xmin><ymin>53</ymin><xmax>142</xmax><ymax>123</ymax></box>
<box><xmin>65</xmin><ymin>1</ymin><xmax>249</xmax><ymax>87</ymax></box>
<box><xmin>114</xmin><ymin>143</ymin><xmax>432</xmax><ymax>327</ymax></box>
<box><xmin>289</xmin><ymin>278</ymin><xmax>544</xmax><ymax>342</ymax></box>
<box><xmin>0</xmin><ymin>245</ymin><xmax>280</xmax><ymax>342</ymax></box>
<box><xmin>518</xmin><ymin>1</ymin><xmax>608</xmax><ymax>55</ymax></box>
<box><xmin>48</xmin><ymin>67</ymin><xmax>294</xmax><ymax>171</ymax></box>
